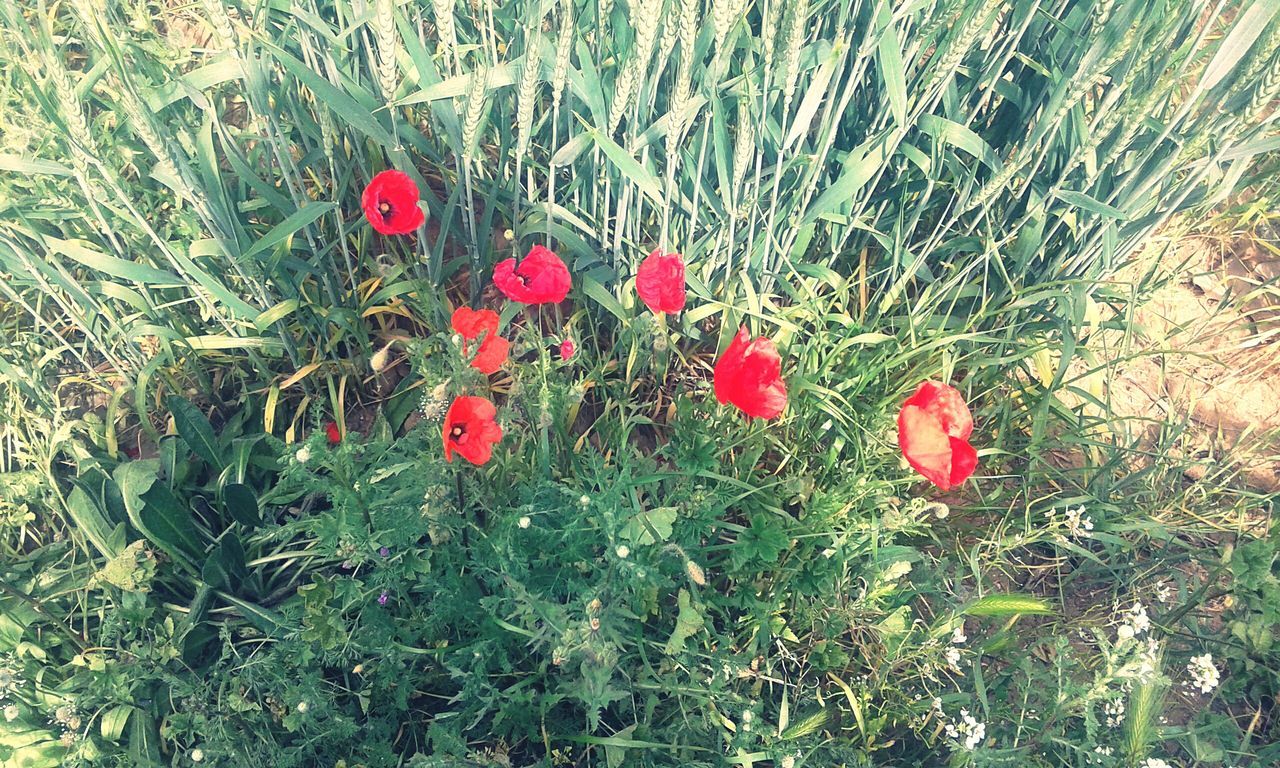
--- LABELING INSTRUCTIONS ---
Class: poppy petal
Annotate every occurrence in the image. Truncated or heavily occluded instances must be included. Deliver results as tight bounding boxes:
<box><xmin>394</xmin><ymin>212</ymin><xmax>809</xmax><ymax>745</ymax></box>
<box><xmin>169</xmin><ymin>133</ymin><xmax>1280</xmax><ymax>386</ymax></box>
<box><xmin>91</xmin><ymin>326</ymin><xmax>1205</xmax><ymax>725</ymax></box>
<box><xmin>471</xmin><ymin>335</ymin><xmax>510</xmax><ymax>374</ymax></box>
<box><xmin>898</xmin><ymin>405</ymin><xmax>953</xmax><ymax>490</ymax></box>
<box><xmin>905</xmin><ymin>381</ymin><xmax>973</xmax><ymax>440</ymax></box>
<box><xmin>948</xmin><ymin>436</ymin><xmax>978</xmax><ymax>488</ymax></box>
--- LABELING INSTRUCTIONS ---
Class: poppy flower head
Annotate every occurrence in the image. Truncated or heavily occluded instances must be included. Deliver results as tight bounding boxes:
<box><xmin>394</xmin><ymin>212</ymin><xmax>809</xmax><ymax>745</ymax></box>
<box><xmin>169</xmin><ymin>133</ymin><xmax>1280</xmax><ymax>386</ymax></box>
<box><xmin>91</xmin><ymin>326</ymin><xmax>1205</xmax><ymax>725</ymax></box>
<box><xmin>713</xmin><ymin>326</ymin><xmax>788</xmax><ymax>419</ymax></box>
<box><xmin>558</xmin><ymin>339</ymin><xmax>576</xmax><ymax>361</ymax></box>
<box><xmin>897</xmin><ymin>381</ymin><xmax>978</xmax><ymax>491</ymax></box>
<box><xmin>325</xmin><ymin>421</ymin><xmax>341</xmax><ymax>446</ymax></box>
<box><xmin>636</xmin><ymin>249</ymin><xmax>687</xmax><ymax>314</ymax></box>
<box><xmin>442</xmin><ymin>396</ymin><xmax>503</xmax><ymax>465</ymax></box>
<box><xmin>493</xmin><ymin>245</ymin><xmax>571</xmax><ymax>304</ymax></box>
<box><xmin>362</xmin><ymin>170</ymin><xmax>425</xmax><ymax>236</ymax></box>
<box><xmin>450</xmin><ymin>307</ymin><xmax>510</xmax><ymax>375</ymax></box>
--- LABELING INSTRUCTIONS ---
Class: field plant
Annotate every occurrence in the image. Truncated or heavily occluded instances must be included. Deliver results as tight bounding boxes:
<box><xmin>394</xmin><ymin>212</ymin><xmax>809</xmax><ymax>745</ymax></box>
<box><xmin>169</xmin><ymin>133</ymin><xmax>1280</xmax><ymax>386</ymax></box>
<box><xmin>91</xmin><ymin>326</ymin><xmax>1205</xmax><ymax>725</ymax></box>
<box><xmin>1</xmin><ymin>0</ymin><xmax>1278</xmax><ymax>766</ymax></box>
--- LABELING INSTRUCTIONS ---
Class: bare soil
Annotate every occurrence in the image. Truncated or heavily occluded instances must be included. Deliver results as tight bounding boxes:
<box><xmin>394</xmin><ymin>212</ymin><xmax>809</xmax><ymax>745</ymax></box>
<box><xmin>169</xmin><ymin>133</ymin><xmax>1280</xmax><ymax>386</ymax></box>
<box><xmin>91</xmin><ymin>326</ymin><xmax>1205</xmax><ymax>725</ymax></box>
<box><xmin>1095</xmin><ymin>231</ymin><xmax>1280</xmax><ymax>492</ymax></box>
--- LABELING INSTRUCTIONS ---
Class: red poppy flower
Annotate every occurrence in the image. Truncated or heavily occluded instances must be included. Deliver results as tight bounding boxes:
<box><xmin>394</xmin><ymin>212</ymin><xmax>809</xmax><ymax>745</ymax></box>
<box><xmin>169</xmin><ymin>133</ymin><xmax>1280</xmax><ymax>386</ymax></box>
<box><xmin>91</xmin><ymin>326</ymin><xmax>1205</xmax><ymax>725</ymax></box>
<box><xmin>325</xmin><ymin>421</ymin><xmax>342</xmax><ymax>446</ymax></box>
<box><xmin>558</xmin><ymin>339</ymin><xmax>575</xmax><ymax>361</ymax></box>
<box><xmin>442</xmin><ymin>396</ymin><xmax>503</xmax><ymax>465</ymax></box>
<box><xmin>636</xmin><ymin>249</ymin><xmax>686</xmax><ymax>314</ymax></box>
<box><xmin>713</xmin><ymin>326</ymin><xmax>788</xmax><ymax>419</ymax></box>
<box><xmin>492</xmin><ymin>245</ymin><xmax>571</xmax><ymax>304</ymax></box>
<box><xmin>450</xmin><ymin>307</ymin><xmax>510</xmax><ymax>375</ymax></box>
<box><xmin>362</xmin><ymin>170</ymin><xmax>425</xmax><ymax>235</ymax></box>
<box><xmin>897</xmin><ymin>381</ymin><xmax>978</xmax><ymax>491</ymax></box>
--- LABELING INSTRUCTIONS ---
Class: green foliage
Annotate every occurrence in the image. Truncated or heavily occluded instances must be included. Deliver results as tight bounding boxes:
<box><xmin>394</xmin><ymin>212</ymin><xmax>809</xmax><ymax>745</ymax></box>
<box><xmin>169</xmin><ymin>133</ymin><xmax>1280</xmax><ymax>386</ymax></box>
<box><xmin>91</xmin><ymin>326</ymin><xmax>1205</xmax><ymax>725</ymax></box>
<box><xmin>0</xmin><ymin>0</ymin><xmax>1278</xmax><ymax>766</ymax></box>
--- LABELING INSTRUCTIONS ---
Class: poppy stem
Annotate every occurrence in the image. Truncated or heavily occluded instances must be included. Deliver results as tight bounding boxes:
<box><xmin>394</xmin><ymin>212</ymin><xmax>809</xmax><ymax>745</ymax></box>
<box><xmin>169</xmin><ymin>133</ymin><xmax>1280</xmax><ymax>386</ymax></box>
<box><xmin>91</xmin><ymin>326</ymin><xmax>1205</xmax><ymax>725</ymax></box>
<box><xmin>454</xmin><ymin>469</ymin><xmax>466</xmax><ymax>514</ymax></box>
<box><xmin>537</xmin><ymin>305</ymin><xmax>551</xmax><ymax>476</ymax></box>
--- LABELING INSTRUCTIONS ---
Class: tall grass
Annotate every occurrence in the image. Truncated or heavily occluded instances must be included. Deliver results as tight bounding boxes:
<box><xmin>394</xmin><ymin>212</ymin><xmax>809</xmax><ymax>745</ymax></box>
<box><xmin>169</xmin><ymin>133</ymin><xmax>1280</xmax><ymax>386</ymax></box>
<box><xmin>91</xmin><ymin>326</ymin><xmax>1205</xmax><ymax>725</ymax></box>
<box><xmin>2</xmin><ymin>0</ymin><xmax>1275</xmax><ymax>383</ymax></box>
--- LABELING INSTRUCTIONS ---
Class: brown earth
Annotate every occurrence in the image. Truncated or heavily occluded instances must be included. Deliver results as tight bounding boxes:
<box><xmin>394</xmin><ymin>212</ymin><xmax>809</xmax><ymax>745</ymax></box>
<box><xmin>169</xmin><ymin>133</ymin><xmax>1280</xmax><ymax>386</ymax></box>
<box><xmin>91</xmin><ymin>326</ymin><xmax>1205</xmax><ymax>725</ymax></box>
<box><xmin>1086</xmin><ymin>231</ymin><xmax>1280</xmax><ymax>492</ymax></box>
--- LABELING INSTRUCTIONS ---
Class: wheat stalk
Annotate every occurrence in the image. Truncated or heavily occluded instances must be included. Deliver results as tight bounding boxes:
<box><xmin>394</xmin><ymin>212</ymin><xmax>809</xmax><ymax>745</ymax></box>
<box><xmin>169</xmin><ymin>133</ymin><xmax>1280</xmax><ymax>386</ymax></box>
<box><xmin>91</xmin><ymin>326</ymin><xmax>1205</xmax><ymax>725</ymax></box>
<box><xmin>373</xmin><ymin>0</ymin><xmax>400</xmax><ymax>101</ymax></box>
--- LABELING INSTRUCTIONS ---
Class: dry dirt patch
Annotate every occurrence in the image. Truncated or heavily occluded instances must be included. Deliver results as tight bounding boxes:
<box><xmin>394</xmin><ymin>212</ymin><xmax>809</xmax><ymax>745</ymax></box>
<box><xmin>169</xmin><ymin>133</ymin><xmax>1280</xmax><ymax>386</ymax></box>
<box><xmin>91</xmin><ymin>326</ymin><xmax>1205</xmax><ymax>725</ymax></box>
<box><xmin>1091</xmin><ymin>232</ymin><xmax>1280</xmax><ymax>492</ymax></box>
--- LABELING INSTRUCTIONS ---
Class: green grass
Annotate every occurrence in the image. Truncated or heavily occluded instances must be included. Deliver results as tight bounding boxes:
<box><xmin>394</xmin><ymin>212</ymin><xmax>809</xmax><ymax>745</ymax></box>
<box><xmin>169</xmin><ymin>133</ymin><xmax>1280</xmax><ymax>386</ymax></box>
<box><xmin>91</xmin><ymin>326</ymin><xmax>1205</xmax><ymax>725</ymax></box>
<box><xmin>0</xmin><ymin>0</ymin><xmax>1278</xmax><ymax>765</ymax></box>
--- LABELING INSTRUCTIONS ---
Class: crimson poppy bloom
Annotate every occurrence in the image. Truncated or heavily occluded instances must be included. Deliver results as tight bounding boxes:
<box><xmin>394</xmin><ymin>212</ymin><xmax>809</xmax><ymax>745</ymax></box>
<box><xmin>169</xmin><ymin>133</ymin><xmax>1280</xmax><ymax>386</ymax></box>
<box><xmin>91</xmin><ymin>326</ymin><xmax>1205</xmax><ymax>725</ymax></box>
<box><xmin>713</xmin><ymin>326</ymin><xmax>788</xmax><ymax>419</ymax></box>
<box><xmin>636</xmin><ymin>249</ymin><xmax>686</xmax><ymax>314</ymax></box>
<box><xmin>558</xmin><ymin>339</ymin><xmax>575</xmax><ymax>361</ymax></box>
<box><xmin>442</xmin><ymin>396</ymin><xmax>503</xmax><ymax>465</ymax></box>
<box><xmin>492</xmin><ymin>245</ymin><xmax>571</xmax><ymax>304</ymax></box>
<box><xmin>897</xmin><ymin>381</ymin><xmax>978</xmax><ymax>491</ymax></box>
<box><xmin>325</xmin><ymin>421</ymin><xmax>341</xmax><ymax>446</ymax></box>
<box><xmin>450</xmin><ymin>307</ymin><xmax>510</xmax><ymax>375</ymax></box>
<box><xmin>362</xmin><ymin>170</ymin><xmax>425</xmax><ymax>235</ymax></box>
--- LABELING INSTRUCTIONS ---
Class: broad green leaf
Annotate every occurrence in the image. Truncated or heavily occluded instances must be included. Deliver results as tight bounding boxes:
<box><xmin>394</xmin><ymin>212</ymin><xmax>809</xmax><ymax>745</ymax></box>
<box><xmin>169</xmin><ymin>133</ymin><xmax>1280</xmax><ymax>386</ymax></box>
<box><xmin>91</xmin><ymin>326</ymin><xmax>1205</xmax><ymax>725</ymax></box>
<box><xmin>259</xmin><ymin>40</ymin><xmax>394</xmax><ymax>146</ymax></box>
<box><xmin>167</xmin><ymin>396</ymin><xmax>222</xmax><ymax>467</ymax></box>
<box><xmin>99</xmin><ymin>706</ymin><xmax>132</xmax><ymax>742</ymax></box>
<box><xmin>591</xmin><ymin>129</ymin><xmax>667</xmax><ymax>208</ymax></box>
<box><xmin>1200</xmin><ymin>1</ymin><xmax>1280</xmax><ymax>92</ymax></box>
<box><xmin>663</xmin><ymin>589</ymin><xmax>705</xmax><ymax>655</ymax></box>
<box><xmin>65</xmin><ymin>485</ymin><xmax>120</xmax><ymax>559</ymax></box>
<box><xmin>918</xmin><ymin>114</ymin><xmax>1001</xmax><ymax>171</ymax></box>
<box><xmin>1053</xmin><ymin>189</ymin><xmax>1127</xmax><ymax>220</ymax></box>
<box><xmin>581</xmin><ymin>275</ymin><xmax>629</xmax><ymax>322</ymax></box>
<box><xmin>620</xmin><ymin>506</ymin><xmax>677</xmax><ymax>545</ymax></box>
<box><xmin>222</xmin><ymin>483</ymin><xmax>261</xmax><ymax>528</ymax></box>
<box><xmin>49</xmin><ymin>237</ymin><xmax>181</xmax><ymax>285</ymax></box>
<box><xmin>114</xmin><ymin>461</ymin><xmax>204</xmax><ymax>569</ymax></box>
<box><xmin>241</xmin><ymin>202</ymin><xmax>337</xmax><ymax>260</ymax></box>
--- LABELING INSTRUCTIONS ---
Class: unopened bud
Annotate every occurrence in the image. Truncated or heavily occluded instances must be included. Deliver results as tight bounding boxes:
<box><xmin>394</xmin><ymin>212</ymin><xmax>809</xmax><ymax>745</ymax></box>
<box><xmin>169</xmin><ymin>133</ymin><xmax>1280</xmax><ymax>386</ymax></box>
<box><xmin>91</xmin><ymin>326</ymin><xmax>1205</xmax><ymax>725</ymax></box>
<box><xmin>686</xmin><ymin>560</ymin><xmax>707</xmax><ymax>586</ymax></box>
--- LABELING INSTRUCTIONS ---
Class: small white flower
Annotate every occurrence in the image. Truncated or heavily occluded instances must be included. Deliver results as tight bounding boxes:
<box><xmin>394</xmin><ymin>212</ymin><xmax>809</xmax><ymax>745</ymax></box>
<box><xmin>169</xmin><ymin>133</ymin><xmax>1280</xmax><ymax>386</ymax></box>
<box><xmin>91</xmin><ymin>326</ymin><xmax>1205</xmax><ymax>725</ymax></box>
<box><xmin>1128</xmin><ymin>602</ymin><xmax>1151</xmax><ymax>634</ymax></box>
<box><xmin>579</xmin><ymin>494</ymin><xmax>591</xmax><ymax>507</ymax></box>
<box><xmin>951</xmin><ymin>625</ymin><xmax>967</xmax><ymax>644</ymax></box>
<box><xmin>1186</xmin><ymin>653</ymin><xmax>1220</xmax><ymax>694</ymax></box>
<box><xmin>1064</xmin><ymin>505</ymin><xmax>1094</xmax><ymax>538</ymax></box>
<box><xmin>191</xmin><ymin>747</ymin><xmax>205</xmax><ymax>763</ymax></box>
<box><xmin>3</xmin><ymin>704</ymin><xmax>17</xmax><ymax>721</ymax></box>
<box><xmin>950</xmin><ymin>708</ymin><xmax>985</xmax><ymax>750</ymax></box>
<box><xmin>1103</xmin><ymin>697</ymin><xmax>1125</xmax><ymax>727</ymax></box>
<box><xmin>1142</xmin><ymin>759</ymin><xmax>1173</xmax><ymax>768</ymax></box>
<box><xmin>615</xmin><ymin>545</ymin><xmax>630</xmax><ymax>559</ymax></box>
<box><xmin>780</xmin><ymin>756</ymin><xmax>796</xmax><ymax>768</ymax></box>
<box><xmin>518</xmin><ymin>516</ymin><xmax>531</xmax><ymax>529</ymax></box>
<box><xmin>295</xmin><ymin>701</ymin><xmax>309</xmax><ymax>714</ymax></box>
<box><xmin>294</xmin><ymin>446</ymin><xmax>311</xmax><ymax>464</ymax></box>
<box><xmin>945</xmin><ymin>646</ymin><xmax>963</xmax><ymax>672</ymax></box>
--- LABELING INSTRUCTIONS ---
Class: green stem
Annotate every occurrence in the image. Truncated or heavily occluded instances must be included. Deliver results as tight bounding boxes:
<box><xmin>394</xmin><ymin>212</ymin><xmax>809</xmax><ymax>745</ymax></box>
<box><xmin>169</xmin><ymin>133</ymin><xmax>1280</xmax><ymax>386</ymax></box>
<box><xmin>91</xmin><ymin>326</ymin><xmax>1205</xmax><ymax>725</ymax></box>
<box><xmin>0</xmin><ymin>577</ymin><xmax>86</xmax><ymax>652</ymax></box>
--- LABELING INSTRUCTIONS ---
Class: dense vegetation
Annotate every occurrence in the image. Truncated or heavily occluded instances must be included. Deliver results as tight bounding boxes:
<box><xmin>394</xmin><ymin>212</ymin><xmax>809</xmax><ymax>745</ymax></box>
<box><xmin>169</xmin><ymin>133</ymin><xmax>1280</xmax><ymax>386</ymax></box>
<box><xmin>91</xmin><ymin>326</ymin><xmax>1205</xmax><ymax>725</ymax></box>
<box><xmin>1</xmin><ymin>0</ymin><xmax>1278</xmax><ymax>765</ymax></box>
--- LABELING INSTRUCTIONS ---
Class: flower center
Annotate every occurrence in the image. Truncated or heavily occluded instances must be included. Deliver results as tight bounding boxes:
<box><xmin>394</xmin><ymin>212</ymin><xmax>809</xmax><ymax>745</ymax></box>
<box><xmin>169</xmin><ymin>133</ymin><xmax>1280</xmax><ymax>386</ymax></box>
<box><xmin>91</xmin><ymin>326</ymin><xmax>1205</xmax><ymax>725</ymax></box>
<box><xmin>450</xmin><ymin>424</ymin><xmax>467</xmax><ymax>443</ymax></box>
<box><xmin>378</xmin><ymin>201</ymin><xmax>393</xmax><ymax>219</ymax></box>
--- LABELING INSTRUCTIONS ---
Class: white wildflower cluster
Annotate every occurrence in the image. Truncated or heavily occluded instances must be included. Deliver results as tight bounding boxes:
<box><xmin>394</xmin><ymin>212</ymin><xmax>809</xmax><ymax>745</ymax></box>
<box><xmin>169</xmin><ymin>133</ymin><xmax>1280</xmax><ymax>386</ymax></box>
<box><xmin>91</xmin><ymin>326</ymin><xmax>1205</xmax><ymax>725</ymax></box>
<box><xmin>942</xmin><ymin>621</ymin><xmax>966</xmax><ymax>673</ymax></box>
<box><xmin>1142</xmin><ymin>758</ymin><xmax>1174</xmax><ymax>768</ymax></box>
<box><xmin>294</xmin><ymin>445</ymin><xmax>311</xmax><ymax>464</ymax></box>
<box><xmin>942</xmin><ymin>707</ymin><xmax>986</xmax><ymax>751</ymax></box>
<box><xmin>1103</xmin><ymin>696</ymin><xmax>1125</xmax><ymax>727</ymax></box>
<box><xmin>1117</xmin><ymin>601</ymin><xmax>1151</xmax><ymax>641</ymax></box>
<box><xmin>518</xmin><ymin>515</ymin><xmax>531</xmax><ymax>529</ymax></box>
<box><xmin>1185</xmin><ymin>653</ymin><xmax>1220</xmax><ymax>694</ymax></box>
<box><xmin>419</xmin><ymin>383</ymin><xmax>448</xmax><ymax>420</ymax></box>
<box><xmin>1046</xmin><ymin>505</ymin><xmax>1093</xmax><ymax>539</ymax></box>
